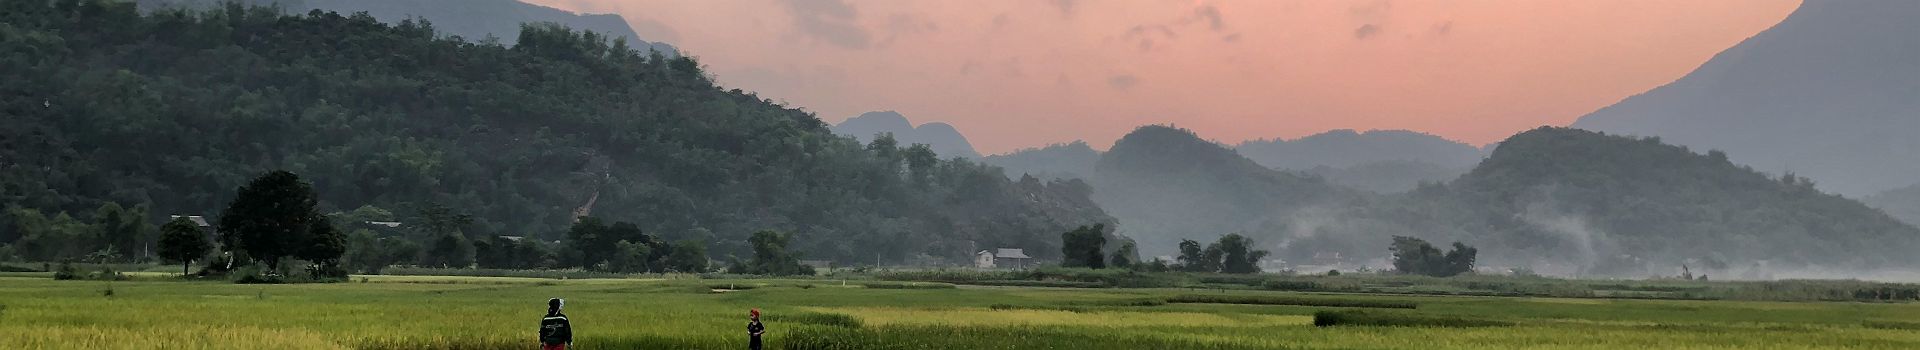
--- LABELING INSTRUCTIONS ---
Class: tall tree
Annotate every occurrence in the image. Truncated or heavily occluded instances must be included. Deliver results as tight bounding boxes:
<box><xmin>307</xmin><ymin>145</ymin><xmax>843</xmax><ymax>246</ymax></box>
<box><xmin>1060</xmin><ymin>224</ymin><xmax>1107</xmax><ymax>269</ymax></box>
<box><xmin>157</xmin><ymin>217</ymin><xmax>211</xmax><ymax>275</ymax></box>
<box><xmin>1213</xmin><ymin>234</ymin><xmax>1269</xmax><ymax>274</ymax></box>
<box><xmin>1109</xmin><ymin>237</ymin><xmax>1139</xmax><ymax>269</ymax></box>
<box><xmin>747</xmin><ymin>230</ymin><xmax>808</xmax><ymax>276</ymax></box>
<box><xmin>218</xmin><ymin>171</ymin><xmax>324</xmax><ymax>269</ymax></box>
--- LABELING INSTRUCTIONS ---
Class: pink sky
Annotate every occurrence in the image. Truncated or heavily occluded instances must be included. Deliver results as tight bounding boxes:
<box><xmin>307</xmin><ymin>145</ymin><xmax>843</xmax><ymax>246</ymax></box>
<box><xmin>525</xmin><ymin>0</ymin><xmax>1799</xmax><ymax>154</ymax></box>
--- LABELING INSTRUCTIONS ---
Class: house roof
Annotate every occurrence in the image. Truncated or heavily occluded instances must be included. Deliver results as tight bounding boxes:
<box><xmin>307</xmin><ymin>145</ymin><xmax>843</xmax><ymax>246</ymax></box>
<box><xmin>169</xmin><ymin>215</ymin><xmax>210</xmax><ymax>227</ymax></box>
<box><xmin>995</xmin><ymin>248</ymin><xmax>1031</xmax><ymax>259</ymax></box>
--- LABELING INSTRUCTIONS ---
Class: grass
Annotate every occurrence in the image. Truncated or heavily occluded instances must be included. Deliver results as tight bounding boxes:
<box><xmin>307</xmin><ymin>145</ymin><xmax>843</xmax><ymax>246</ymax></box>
<box><xmin>1313</xmin><ymin>310</ymin><xmax>1511</xmax><ymax>328</ymax></box>
<box><xmin>1167</xmin><ymin>293</ymin><xmax>1419</xmax><ymax>309</ymax></box>
<box><xmin>4</xmin><ymin>275</ymin><xmax>1920</xmax><ymax>349</ymax></box>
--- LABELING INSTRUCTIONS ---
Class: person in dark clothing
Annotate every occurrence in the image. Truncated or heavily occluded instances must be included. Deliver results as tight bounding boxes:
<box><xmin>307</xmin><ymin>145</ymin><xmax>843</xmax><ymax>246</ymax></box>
<box><xmin>747</xmin><ymin>309</ymin><xmax>766</xmax><ymax>350</ymax></box>
<box><xmin>540</xmin><ymin>298</ymin><xmax>573</xmax><ymax>350</ymax></box>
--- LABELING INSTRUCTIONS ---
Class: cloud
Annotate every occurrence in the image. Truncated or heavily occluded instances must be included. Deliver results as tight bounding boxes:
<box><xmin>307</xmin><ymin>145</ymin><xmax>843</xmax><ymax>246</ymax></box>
<box><xmin>876</xmin><ymin>12</ymin><xmax>939</xmax><ymax>47</ymax></box>
<box><xmin>1353</xmin><ymin>24</ymin><xmax>1380</xmax><ymax>39</ymax></box>
<box><xmin>1107</xmin><ymin>74</ymin><xmax>1139</xmax><ymax>91</ymax></box>
<box><xmin>1050</xmin><ymin>0</ymin><xmax>1076</xmax><ymax>18</ymax></box>
<box><xmin>1192</xmin><ymin>5</ymin><xmax>1225</xmax><ymax>31</ymax></box>
<box><xmin>786</xmin><ymin>0</ymin><xmax>872</xmax><ymax>49</ymax></box>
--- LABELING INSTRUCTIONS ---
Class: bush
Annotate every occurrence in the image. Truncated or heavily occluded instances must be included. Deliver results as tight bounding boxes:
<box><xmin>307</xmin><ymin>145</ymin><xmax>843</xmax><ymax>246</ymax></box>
<box><xmin>52</xmin><ymin>261</ymin><xmax>79</xmax><ymax>280</ymax></box>
<box><xmin>1167</xmin><ymin>294</ymin><xmax>1417</xmax><ymax>309</ymax></box>
<box><xmin>1313</xmin><ymin>310</ymin><xmax>1510</xmax><ymax>328</ymax></box>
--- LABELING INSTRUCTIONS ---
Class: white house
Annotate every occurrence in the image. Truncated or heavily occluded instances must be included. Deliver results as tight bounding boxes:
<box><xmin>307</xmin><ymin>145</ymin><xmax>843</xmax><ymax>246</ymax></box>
<box><xmin>975</xmin><ymin>248</ymin><xmax>1033</xmax><ymax>269</ymax></box>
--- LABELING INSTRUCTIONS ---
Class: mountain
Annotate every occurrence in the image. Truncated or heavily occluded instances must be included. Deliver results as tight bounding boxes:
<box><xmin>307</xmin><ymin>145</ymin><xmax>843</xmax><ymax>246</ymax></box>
<box><xmin>1089</xmin><ymin>126</ymin><xmax>1357</xmax><ymax>253</ymax></box>
<box><xmin>1236</xmin><ymin>129</ymin><xmax>1484</xmax><ymax>170</ymax></box>
<box><xmin>1235</xmin><ymin>130</ymin><xmax>1484</xmax><ymax>193</ymax></box>
<box><xmin>1430</xmin><ymin>127</ymin><xmax>1920</xmax><ymax>275</ymax></box>
<box><xmin>831</xmin><ymin>111</ymin><xmax>981</xmax><ymax>159</ymax></box>
<box><xmin>1571</xmin><ymin>0</ymin><xmax>1920</xmax><ymax>196</ymax></box>
<box><xmin>135</xmin><ymin>0</ymin><xmax>679</xmax><ymax>54</ymax></box>
<box><xmin>980</xmin><ymin>141</ymin><xmax>1100</xmax><ymax>181</ymax></box>
<box><xmin>0</xmin><ymin>2</ymin><xmax>1109</xmax><ymax>263</ymax></box>
<box><xmin>1865</xmin><ymin>184</ymin><xmax>1920</xmax><ymax>228</ymax></box>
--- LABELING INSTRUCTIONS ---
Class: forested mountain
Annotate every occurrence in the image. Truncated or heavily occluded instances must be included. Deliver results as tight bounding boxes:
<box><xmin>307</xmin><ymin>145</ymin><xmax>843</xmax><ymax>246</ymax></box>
<box><xmin>1570</xmin><ymin>0</ymin><xmax>1920</xmax><ymax>196</ymax></box>
<box><xmin>980</xmin><ymin>141</ymin><xmax>1100</xmax><ymax>181</ymax></box>
<box><xmin>1417</xmin><ymin>127</ymin><xmax>1920</xmax><ymax>275</ymax></box>
<box><xmin>830</xmin><ymin>111</ymin><xmax>980</xmax><ymax>159</ymax></box>
<box><xmin>1866</xmin><ymin>184</ymin><xmax>1920</xmax><ymax>228</ymax></box>
<box><xmin>134</xmin><ymin>0</ymin><xmax>679</xmax><ymax>55</ymax></box>
<box><xmin>1070</xmin><ymin>125</ymin><xmax>1919</xmax><ymax>278</ymax></box>
<box><xmin>0</xmin><ymin>1</ymin><xmax>1110</xmax><ymax>263</ymax></box>
<box><xmin>1235</xmin><ymin>130</ymin><xmax>1483</xmax><ymax>193</ymax></box>
<box><xmin>1089</xmin><ymin>126</ymin><xmax>1357</xmax><ymax>253</ymax></box>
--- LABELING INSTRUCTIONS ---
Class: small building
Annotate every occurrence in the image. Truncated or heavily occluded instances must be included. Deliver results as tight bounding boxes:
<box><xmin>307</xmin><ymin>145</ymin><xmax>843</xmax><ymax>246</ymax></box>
<box><xmin>975</xmin><ymin>248</ymin><xmax>1033</xmax><ymax>269</ymax></box>
<box><xmin>170</xmin><ymin>215</ymin><xmax>217</xmax><ymax>244</ymax></box>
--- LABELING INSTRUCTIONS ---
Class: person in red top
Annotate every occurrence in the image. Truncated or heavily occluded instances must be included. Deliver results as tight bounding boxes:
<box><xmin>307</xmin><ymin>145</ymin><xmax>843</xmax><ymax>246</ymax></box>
<box><xmin>747</xmin><ymin>309</ymin><xmax>766</xmax><ymax>350</ymax></box>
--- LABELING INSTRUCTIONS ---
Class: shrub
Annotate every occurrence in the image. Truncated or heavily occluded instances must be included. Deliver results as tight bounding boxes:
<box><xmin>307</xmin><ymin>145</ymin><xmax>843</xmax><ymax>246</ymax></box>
<box><xmin>1167</xmin><ymin>294</ymin><xmax>1416</xmax><ymax>309</ymax></box>
<box><xmin>52</xmin><ymin>262</ymin><xmax>80</xmax><ymax>280</ymax></box>
<box><xmin>1313</xmin><ymin>310</ymin><xmax>1510</xmax><ymax>327</ymax></box>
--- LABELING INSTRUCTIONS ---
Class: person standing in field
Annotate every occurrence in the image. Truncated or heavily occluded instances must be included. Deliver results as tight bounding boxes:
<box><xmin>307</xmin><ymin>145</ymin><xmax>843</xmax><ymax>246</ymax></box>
<box><xmin>747</xmin><ymin>309</ymin><xmax>766</xmax><ymax>350</ymax></box>
<box><xmin>540</xmin><ymin>298</ymin><xmax>573</xmax><ymax>350</ymax></box>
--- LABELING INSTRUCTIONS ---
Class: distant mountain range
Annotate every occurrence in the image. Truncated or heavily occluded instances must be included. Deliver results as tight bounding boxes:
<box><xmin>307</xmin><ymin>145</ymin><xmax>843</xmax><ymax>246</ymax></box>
<box><xmin>982</xmin><ymin>141</ymin><xmax>1099</xmax><ymax>181</ymax></box>
<box><xmin>1071</xmin><ymin>125</ymin><xmax>1920</xmax><ymax>277</ymax></box>
<box><xmin>831</xmin><ymin>111</ymin><xmax>981</xmax><ymax>159</ymax></box>
<box><xmin>1236</xmin><ymin>130</ymin><xmax>1486</xmax><ymax>193</ymax></box>
<box><xmin>135</xmin><ymin>0</ymin><xmax>678</xmax><ymax>55</ymax></box>
<box><xmin>1866</xmin><ymin>184</ymin><xmax>1920</xmax><ymax>228</ymax></box>
<box><xmin>1571</xmin><ymin>0</ymin><xmax>1920</xmax><ymax>196</ymax></box>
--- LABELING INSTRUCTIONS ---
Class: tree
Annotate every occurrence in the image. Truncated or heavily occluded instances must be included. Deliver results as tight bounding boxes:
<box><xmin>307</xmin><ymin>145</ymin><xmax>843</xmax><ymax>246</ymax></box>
<box><xmin>1389</xmin><ymin>236</ymin><xmax>1475</xmax><ymax>277</ymax></box>
<box><xmin>423</xmin><ymin>234</ymin><xmax>474</xmax><ymax>268</ymax></box>
<box><xmin>1175</xmin><ymin>239</ymin><xmax>1214</xmax><ymax>272</ymax></box>
<box><xmin>90</xmin><ymin>202</ymin><xmax>154</xmax><ymax>262</ymax></box>
<box><xmin>1213</xmin><ymin>234</ymin><xmax>1269</xmax><ymax>274</ymax></box>
<box><xmin>157</xmin><ymin>217</ymin><xmax>211</xmax><ymax>275</ymax></box>
<box><xmin>1109</xmin><ymin>237</ymin><xmax>1138</xmax><ymax>269</ymax></box>
<box><xmin>1060</xmin><ymin>224</ymin><xmax>1107</xmax><ymax>269</ymax></box>
<box><xmin>667</xmin><ymin>239</ymin><xmax>709</xmax><ymax>273</ymax></box>
<box><xmin>747</xmin><ymin>230</ymin><xmax>809</xmax><ymax>276</ymax></box>
<box><xmin>297</xmin><ymin>218</ymin><xmax>346</xmax><ymax>268</ymax></box>
<box><xmin>218</xmin><ymin>171</ymin><xmax>326</xmax><ymax>270</ymax></box>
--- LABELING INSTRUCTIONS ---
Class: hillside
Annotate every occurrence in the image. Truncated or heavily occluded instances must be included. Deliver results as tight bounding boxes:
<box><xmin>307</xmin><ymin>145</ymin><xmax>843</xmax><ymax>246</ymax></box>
<box><xmin>0</xmin><ymin>2</ymin><xmax>1110</xmax><ymax>263</ymax></box>
<box><xmin>1865</xmin><ymin>184</ymin><xmax>1920</xmax><ymax>228</ymax></box>
<box><xmin>980</xmin><ymin>141</ymin><xmax>1100</xmax><ymax>181</ymax></box>
<box><xmin>134</xmin><ymin>0</ymin><xmax>679</xmax><ymax>54</ymax></box>
<box><xmin>1090</xmin><ymin>126</ymin><xmax>1356</xmax><ymax>253</ymax></box>
<box><xmin>831</xmin><ymin>111</ymin><xmax>980</xmax><ymax>159</ymax></box>
<box><xmin>1433</xmin><ymin>127</ymin><xmax>1920</xmax><ymax>275</ymax></box>
<box><xmin>1571</xmin><ymin>0</ymin><xmax>1920</xmax><ymax>196</ymax></box>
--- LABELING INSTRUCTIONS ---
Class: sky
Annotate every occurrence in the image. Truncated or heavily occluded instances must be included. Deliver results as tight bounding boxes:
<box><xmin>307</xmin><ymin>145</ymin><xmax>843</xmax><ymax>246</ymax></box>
<box><xmin>523</xmin><ymin>0</ymin><xmax>1800</xmax><ymax>154</ymax></box>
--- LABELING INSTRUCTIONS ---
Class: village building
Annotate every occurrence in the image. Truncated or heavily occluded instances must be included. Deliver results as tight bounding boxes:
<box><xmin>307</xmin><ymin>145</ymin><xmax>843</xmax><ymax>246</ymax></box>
<box><xmin>974</xmin><ymin>248</ymin><xmax>1032</xmax><ymax>269</ymax></box>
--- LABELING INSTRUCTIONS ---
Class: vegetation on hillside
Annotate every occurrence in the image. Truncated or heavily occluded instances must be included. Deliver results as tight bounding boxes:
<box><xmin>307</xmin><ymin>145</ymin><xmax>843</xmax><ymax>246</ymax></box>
<box><xmin>0</xmin><ymin>1</ymin><xmax>1112</xmax><ymax>266</ymax></box>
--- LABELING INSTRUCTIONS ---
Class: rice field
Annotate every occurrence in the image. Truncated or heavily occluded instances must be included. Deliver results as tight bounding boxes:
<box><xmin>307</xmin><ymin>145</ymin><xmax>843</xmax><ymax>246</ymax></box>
<box><xmin>1</xmin><ymin>275</ymin><xmax>1916</xmax><ymax>349</ymax></box>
